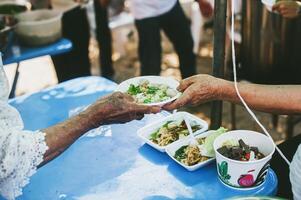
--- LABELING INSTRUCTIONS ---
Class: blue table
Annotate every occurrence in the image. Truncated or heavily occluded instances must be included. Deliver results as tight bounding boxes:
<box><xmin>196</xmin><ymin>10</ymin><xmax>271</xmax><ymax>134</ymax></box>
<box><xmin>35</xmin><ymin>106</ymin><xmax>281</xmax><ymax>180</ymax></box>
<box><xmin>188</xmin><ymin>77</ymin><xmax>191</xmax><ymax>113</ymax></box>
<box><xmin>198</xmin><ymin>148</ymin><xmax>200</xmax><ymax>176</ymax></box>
<box><xmin>2</xmin><ymin>38</ymin><xmax>72</xmax><ymax>98</ymax></box>
<box><xmin>2</xmin><ymin>38</ymin><xmax>72</xmax><ymax>65</ymax></box>
<box><xmin>8</xmin><ymin>77</ymin><xmax>278</xmax><ymax>200</ymax></box>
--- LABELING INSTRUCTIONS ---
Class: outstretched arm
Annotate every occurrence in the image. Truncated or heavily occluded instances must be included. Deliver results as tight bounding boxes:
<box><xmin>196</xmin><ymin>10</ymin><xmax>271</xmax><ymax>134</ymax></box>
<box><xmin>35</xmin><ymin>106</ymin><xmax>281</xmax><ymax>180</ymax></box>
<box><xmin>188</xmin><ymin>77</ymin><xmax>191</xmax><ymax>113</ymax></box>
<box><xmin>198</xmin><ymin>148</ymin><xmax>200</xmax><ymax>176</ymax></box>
<box><xmin>40</xmin><ymin>92</ymin><xmax>160</xmax><ymax>166</ymax></box>
<box><xmin>164</xmin><ymin>74</ymin><xmax>301</xmax><ymax>115</ymax></box>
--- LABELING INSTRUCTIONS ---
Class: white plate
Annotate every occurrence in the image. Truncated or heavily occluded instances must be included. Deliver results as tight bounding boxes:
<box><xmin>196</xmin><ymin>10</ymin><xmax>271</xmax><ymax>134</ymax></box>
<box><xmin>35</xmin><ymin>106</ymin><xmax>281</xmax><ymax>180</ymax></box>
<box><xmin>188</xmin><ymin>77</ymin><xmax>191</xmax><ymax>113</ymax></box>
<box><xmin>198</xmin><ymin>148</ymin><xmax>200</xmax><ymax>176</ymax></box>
<box><xmin>137</xmin><ymin>112</ymin><xmax>208</xmax><ymax>152</ymax></box>
<box><xmin>115</xmin><ymin>76</ymin><xmax>181</xmax><ymax>106</ymax></box>
<box><xmin>166</xmin><ymin>130</ymin><xmax>216</xmax><ymax>171</ymax></box>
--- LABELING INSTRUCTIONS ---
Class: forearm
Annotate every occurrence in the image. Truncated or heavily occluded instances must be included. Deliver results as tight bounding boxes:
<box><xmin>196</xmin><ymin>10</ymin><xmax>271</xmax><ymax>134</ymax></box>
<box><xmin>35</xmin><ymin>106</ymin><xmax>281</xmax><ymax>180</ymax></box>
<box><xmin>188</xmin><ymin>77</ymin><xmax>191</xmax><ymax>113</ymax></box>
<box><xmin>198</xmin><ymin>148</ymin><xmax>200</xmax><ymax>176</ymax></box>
<box><xmin>39</xmin><ymin>108</ymin><xmax>102</xmax><ymax>166</ymax></box>
<box><xmin>219</xmin><ymin>80</ymin><xmax>301</xmax><ymax>114</ymax></box>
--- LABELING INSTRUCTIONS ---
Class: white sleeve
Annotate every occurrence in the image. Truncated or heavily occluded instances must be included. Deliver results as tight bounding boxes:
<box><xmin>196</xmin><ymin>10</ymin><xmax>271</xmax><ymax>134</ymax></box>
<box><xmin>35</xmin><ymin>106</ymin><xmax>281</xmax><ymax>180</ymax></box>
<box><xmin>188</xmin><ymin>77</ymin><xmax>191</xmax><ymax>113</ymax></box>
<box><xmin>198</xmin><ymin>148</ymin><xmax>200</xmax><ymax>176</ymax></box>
<box><xmin>290</xmin><ymin>145</ymin><xmax>301</xmax><ymax>200</ymax></box>
<box><xmin>0</xmin><ymin>102</ymin><xmax>48</xmax><ymax>200</ymax></box>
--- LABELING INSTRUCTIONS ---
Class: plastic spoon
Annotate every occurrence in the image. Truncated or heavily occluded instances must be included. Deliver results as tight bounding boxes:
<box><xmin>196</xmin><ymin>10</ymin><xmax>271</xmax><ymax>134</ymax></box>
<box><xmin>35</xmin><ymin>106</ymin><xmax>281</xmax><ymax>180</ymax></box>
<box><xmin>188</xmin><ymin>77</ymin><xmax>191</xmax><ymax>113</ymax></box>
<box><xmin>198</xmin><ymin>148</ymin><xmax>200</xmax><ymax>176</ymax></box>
<box><xmin>183</xmin><ymin>116</ymin><xmax>212</xmax><ymax>157</ymax></box>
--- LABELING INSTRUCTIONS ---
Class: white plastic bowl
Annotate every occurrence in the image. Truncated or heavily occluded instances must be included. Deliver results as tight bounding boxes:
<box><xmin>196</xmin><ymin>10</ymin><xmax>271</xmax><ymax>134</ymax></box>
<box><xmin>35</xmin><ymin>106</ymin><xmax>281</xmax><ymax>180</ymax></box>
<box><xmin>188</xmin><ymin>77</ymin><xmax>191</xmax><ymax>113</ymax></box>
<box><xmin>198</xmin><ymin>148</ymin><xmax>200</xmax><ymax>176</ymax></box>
<box><xmin>15</xmin><ymin>9</ymin><xmax>62</xmax><ymax>46</ymax></box>
<box><xmin>213</xmin><ymin>130</ymin><xmax>275</xmax><ymax>189</ymax></box>
<box><xmin>137</xmin><ymin>112</ymin><xmax>208</xmax><ymax>152</ymax></box>
<box><xmin>166</xmin><ymin>130</ymin><xmax>216</xmax><ymax>171</ymax></box>
<box><xmin>115</xmin><ymin>76</ymin><xmax>181</xmax><ymax>106</ymax></box>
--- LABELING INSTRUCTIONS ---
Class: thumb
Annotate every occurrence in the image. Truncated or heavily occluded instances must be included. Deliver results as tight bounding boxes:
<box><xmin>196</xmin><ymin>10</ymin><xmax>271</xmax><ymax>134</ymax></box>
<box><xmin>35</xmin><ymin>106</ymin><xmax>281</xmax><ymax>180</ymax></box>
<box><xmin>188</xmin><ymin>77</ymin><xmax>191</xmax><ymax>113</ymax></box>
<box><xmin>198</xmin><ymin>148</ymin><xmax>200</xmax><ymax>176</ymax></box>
<box><xmin>177</xmin><ymin>77</ymin><xmax>196</xmax><ymax>92</ymax></box>
<box><xmin>163</xmin><ymin>91</ymin><xmax>192</xmax><ymax>110</ymax></box>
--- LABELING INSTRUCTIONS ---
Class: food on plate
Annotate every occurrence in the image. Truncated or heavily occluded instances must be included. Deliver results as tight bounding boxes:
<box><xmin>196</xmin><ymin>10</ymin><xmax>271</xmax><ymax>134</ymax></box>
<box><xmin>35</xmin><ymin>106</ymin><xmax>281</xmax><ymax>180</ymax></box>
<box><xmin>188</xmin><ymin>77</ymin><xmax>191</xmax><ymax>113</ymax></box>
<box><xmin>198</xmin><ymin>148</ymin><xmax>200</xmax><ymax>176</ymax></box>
<box><xmin>201</xmin><ymin>127</ymin><xmax>227</xmax><ymax>157</ymax></box>
<box><xmin>217</xmin><ymin>139</ymin><xmax>265</xmax><ymax>161</ymax></box>
<box><xmin>173</xmin><ymin>127</ymin><xmax>227</xmax><ymax>166</ymax></box>
<box><xmin>174</xmin><ymin>145</ymin><xmax>209</xmax><ymax>166</ymax></box>
<box><xmin>127</xmin><ymin>79</ymin><xmax>178</xmax><ymax>104</ymax></box>
<box><xmin>149</xmin><ymin>120</ymin><xmax>201</xmax><ymax>146</ymax></box>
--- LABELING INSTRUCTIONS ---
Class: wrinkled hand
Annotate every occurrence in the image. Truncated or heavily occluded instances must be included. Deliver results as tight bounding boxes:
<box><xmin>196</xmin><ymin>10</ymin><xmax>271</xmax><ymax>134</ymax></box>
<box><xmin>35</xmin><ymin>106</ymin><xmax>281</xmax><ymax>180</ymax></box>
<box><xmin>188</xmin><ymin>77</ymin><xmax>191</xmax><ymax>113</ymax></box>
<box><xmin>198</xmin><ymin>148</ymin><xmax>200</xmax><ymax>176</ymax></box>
<box><xmin>272</xmin><ymin>0</ymin><xmax>301</xmax><ymax>18</ymax></box>
<box><xmin>164</xmin><ymin>74</ymin><xmax>221</xmax><ymax>110</ymax></box>
<box><xmin>86</xmin><ymin>92</ymin><xmax>160</xmax><ymax>127</ymax></box>
<box><xmin>198</xmin><ymin>0</ymin><xmax>214</xmax><ymax>18</ymax></box>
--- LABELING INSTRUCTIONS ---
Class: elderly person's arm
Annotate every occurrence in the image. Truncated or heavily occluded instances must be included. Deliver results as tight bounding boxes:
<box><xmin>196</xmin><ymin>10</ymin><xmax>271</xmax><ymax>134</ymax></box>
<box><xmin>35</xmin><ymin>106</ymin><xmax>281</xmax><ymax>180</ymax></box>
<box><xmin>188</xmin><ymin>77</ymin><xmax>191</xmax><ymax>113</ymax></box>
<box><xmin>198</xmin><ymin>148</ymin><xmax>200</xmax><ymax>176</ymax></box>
<box><xmin>164</xmin><ymin>74</ymin><xmax>301</xmax><ymax>114</ymax></box>
<box><xmin>0</xmin><ymin>68</ymin><xmax>159</xmax><ymax>199</ymax></box>
<box><xmin>41</xmin><ymin>92</ymin><xmax>159</xmax><ymax>166</ymax></box>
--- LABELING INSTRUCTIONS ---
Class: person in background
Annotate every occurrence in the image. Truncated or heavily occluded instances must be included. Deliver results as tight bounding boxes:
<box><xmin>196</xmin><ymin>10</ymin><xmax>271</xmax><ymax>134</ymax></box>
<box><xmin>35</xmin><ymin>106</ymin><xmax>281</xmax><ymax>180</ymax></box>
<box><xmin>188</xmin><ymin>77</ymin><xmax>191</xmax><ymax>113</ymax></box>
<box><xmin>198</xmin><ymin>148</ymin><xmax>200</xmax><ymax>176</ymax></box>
<box><xmin>164</xmin><ymin>74</ymin><xmax>301</xmax><ymax>199</ymax></box>
<box><xmin>130</xmin><ymin>0</ymin><xmax>196</xmax><ymax>79</ymax></box>
<box><xmin>94</xmin><ymin>0</ymin><xmax>116</xmax><ymax>80</ymax></box>
<box><xmin>50</xmin><ymin>1</ymin><xmax>91</xmax><ymax>82</ymax></box>
<box><xmin>0</xmin><ymin>59</ymin><xmax>160</xmax><ymax>200</ymax></box>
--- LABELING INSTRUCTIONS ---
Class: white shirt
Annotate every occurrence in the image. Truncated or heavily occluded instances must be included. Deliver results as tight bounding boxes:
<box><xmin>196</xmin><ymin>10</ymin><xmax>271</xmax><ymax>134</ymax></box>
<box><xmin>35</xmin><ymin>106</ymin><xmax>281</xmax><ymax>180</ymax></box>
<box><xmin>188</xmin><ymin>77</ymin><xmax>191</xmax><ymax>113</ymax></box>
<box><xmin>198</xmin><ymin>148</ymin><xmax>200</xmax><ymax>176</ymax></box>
<box><xmin>0</xmin><ymin>60</ymin><xmax>48</xmax><ymax>200</ymax></box>
<box><xmin>129</xmin><ymin>0</ymin><xmax>177</xmax><ymax>20</ymax></box>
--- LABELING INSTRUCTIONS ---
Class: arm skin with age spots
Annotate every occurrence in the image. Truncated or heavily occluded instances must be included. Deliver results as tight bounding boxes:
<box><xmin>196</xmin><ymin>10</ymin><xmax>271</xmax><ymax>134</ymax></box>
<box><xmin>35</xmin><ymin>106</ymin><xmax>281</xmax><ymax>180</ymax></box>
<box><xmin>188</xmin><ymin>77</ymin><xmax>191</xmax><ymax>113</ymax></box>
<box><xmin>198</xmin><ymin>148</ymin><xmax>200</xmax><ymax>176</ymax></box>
<box><xmin>39</xmin><ymin>92</ymin><xmax>160</xmax><ymax>167</ymax></box>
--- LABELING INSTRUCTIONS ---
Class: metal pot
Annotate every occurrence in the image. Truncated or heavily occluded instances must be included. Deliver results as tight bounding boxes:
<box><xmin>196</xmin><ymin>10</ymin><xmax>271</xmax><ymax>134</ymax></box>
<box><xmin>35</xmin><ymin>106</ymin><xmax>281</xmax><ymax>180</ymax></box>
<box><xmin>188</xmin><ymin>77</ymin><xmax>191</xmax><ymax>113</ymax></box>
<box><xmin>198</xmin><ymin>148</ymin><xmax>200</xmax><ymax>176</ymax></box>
<box><xmin>15</xmin><ymin>9</ymin><xmax>62</xmax><ymax>46</ymax></box>
<box><xmin>0</xmin><ymin>0</ymin><xmax>31</xmax><ymax>15</ymax></box>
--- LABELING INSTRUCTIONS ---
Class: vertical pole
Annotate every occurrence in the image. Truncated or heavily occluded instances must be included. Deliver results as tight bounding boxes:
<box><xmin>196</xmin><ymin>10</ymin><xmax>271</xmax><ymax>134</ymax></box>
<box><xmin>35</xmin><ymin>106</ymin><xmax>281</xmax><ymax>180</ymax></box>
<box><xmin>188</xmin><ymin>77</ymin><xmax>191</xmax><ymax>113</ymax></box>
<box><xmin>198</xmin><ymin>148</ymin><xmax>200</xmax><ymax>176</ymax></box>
<box><xmin>210</xmin><ymin>0</ymin><xmax>227</xmax><ymax>129</ymax></box>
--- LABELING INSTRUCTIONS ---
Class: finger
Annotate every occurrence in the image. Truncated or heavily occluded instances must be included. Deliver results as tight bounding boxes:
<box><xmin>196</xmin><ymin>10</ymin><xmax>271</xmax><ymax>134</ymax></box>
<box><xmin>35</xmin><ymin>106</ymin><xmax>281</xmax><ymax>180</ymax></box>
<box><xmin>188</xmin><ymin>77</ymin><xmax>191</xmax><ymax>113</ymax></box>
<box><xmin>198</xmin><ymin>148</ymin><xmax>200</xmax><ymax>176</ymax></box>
<box><xmin>177</xmin><ymin>77</ymin><xmax>196</xmax><ymax>92</ymax></box>
<box><xmin>134</xmin><ymin>104</ymin><xmax>161</xmax><ymax>114</ymax></box>
<box><xmin>163</xmin><ymin>91</ymin><xmax>192</xmax><ymax>110</ymax></box>
<box><xmin>122</xmin><ymin>93</ymin><xmax>135</xmax><ymax>101</ymax></box>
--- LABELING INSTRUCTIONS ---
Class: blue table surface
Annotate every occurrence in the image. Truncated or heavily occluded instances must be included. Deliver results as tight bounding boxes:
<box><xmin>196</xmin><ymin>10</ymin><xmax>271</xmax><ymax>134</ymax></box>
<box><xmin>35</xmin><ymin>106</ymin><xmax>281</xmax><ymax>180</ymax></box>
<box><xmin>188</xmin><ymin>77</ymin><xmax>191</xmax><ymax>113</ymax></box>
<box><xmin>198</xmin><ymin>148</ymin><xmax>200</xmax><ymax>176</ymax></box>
<box><xmin>7</xmin><ymin>77</ymin><xmax>278</xmax><ymax>200</ymax></box>
<box><xmin>2</xmin><ymin>38</ymin><xmax>72</xmax><ymax>65</ymax></box>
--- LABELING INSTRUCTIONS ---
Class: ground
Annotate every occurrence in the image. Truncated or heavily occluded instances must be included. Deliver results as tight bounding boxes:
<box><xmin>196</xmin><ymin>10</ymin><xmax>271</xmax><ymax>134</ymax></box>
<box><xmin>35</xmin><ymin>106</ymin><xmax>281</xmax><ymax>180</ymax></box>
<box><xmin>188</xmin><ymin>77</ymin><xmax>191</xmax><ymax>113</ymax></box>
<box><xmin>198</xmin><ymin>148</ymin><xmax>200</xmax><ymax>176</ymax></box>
<box><xmin>3</xmin><ymin>27</ymin><xmax>300</xmax><ymax>143</ymax></box>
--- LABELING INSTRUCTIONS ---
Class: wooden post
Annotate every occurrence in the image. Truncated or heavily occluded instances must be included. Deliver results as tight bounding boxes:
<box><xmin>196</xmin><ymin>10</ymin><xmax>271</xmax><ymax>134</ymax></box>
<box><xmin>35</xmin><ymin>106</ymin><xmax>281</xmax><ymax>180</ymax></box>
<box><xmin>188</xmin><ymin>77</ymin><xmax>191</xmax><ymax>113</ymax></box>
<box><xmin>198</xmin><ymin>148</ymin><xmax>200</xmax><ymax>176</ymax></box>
<box><xmin>210</xmin><ymin>0</ymin><xmax>227</xmax><ymax>129</ymax></box>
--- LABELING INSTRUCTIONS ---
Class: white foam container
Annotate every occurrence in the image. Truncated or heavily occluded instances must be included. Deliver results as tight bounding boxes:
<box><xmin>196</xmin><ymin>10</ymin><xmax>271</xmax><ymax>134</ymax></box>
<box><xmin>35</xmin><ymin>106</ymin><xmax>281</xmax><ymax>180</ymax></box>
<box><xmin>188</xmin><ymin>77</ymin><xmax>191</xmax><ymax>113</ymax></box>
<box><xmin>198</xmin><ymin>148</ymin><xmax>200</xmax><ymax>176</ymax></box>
<box><xmin>165</xmin><ymin>130</ymin><xmax>216</xmax><ymax>171</ymax></box>
<box><xmin>213</xmin><ymin>130</ymin><xmax>275</xmax><ymax>189</ymax></box>
<box><xmin>115</xmin><ymin>76</ymin><xmax>181</xmax><ymax>106</ymax></box>
<box><xmin>137</xmin><ymin>112</ymin><xmax>208</xmax><ymax>152</ymax></box>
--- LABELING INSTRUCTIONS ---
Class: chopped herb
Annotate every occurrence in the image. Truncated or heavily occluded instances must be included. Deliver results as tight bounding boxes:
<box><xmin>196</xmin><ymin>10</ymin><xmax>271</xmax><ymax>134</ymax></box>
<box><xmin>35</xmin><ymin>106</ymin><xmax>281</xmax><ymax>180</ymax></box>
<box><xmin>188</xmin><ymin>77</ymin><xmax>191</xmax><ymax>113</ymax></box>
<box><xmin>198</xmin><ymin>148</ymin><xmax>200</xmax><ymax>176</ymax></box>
<box><xmin>175</xmin><ymin>145</ymin><xmax>188</xmax><ymax>161</ymax></box>
<box><xmin>127</xmin><ymin>84</ymin><xmax>141</xmax><ymax>95</ymax></box>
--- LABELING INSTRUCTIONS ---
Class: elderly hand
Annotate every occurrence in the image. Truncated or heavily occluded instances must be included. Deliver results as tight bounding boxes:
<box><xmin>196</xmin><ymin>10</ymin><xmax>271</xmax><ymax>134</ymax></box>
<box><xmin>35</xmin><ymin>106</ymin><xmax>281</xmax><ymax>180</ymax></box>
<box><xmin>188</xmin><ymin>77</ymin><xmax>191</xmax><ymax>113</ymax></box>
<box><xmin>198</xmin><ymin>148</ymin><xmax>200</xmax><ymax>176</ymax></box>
<box><xmin>272</xmin><ymin>0</ymin><xmax>301</xmax><ymax>18</ymax></box>
<box><xmin>164</xmin><ymin>74</ymin><xmax>223</xmax><ymax>110</ymax></box>
<box><xmin>85</xmin><ymin>92</ymin><xmax>161</xmax><ymax>127</ymax></box>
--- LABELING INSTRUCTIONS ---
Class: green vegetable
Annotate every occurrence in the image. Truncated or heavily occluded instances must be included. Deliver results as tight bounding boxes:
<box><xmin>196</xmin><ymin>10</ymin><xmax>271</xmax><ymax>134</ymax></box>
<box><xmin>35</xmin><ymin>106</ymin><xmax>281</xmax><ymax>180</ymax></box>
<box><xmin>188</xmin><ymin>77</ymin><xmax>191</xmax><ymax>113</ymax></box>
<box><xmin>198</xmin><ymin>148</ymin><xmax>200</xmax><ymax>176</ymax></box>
<box><xmin>163</xmin><ymin>121</ymin><xmax>173</xmax><ymax>128</ymax></box>
<box><xmin>150</xmin><ymin>130</ymin><xmax>159</xmax><ymax>140</ymax></box>
<box><xmin>204</xmin><ymin>127</ymin><xmax>227</xmax><ymax>157</ymax></box>
<box><xmin>143</xmin><ymin>98</ymin><xmax>152</xmax><ymax>103</ymax></box>
<box><xmin>146</xmin><ymin>86</ymin><xmax>159</xmax><ymax>94</ymax></box>
<box><xmin>174</xmin><ymin>145</ymin><xmax>188</xmax><ymax>161</ymax></box>
<box><xmin>127</xmin><ymin>84</ymin><xmax>141</xmax><ymax>95</ymax></box>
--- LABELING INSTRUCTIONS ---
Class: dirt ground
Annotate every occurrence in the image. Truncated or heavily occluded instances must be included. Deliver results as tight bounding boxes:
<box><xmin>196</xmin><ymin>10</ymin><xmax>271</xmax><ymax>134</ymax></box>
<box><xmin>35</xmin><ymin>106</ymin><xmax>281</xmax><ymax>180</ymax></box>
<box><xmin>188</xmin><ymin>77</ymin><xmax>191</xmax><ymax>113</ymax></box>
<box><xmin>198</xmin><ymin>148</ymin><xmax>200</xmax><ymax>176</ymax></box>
<box><xmin>3</xmin><ymin>28</ymin><xmax>300</xmax><ymax>143</ymax></box>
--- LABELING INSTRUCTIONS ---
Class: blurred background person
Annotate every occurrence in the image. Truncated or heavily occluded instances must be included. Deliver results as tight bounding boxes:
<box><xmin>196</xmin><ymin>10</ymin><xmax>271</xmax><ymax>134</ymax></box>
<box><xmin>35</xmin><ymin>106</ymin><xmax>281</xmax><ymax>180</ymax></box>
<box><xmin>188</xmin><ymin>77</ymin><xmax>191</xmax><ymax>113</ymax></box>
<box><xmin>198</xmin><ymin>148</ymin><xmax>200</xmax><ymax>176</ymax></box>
<box><xmin>94</xmin><ymin>0</ymin><xmax>119</xmax><ymax>80</ymax></box>
<box><xmin>130</xmin><ymin>0</ymin><xmax>196</xmax><ymax>79</ymax></box>
<box><xmin>50</xmin><ymin>1</ymin><xmax>91</xmax><ymax>82</ymax></box>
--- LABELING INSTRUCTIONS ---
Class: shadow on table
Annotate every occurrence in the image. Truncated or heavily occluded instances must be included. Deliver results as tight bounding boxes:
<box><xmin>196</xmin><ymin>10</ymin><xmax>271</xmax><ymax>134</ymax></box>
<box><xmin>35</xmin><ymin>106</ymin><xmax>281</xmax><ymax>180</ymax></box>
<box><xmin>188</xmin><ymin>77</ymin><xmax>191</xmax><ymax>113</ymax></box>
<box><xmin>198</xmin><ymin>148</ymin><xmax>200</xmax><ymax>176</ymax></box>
<box><xmin>138</xmin><ymin>144</ymin><xmax>171</xmax><ymax>165</ymax></box>
<box><xmin>138</xmin><ymin>144</ymin><xmax>218</xmax><ymax>187</ymax></box>
<box><xmin>167</xmin><ymin>161</ymin><xmax>218</xmax><ymax>186</ymax></box>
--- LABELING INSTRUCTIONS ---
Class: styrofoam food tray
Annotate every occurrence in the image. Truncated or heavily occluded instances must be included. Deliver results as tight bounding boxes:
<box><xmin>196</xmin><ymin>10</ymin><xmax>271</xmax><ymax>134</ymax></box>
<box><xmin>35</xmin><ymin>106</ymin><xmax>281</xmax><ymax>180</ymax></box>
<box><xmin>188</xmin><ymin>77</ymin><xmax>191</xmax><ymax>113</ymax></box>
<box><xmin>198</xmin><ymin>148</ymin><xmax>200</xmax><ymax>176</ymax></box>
<box><xmin>115</xmin><ymin>76</ymin><xmax>181</xmax><ymax>106</ymax></box>
<box><xmin>166</xmin><ymin>130</ymin><xmax>216</xmax><ymax>171</ymax></box>
<box><xmin>137</xmin><ymin>112</ymin><xmax>208</xmax><ymax>152</ymax></box>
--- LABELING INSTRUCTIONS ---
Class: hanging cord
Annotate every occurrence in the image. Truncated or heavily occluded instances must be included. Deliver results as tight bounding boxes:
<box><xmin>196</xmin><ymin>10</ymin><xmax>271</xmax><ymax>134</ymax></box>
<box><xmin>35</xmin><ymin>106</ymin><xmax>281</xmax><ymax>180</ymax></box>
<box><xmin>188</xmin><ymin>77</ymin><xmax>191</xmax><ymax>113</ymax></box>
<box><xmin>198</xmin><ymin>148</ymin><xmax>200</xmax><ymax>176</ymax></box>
<box><xmin>230</xmin><ymin>0</ymin><xmax>290</xmax><ymax>166</ymax></box>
